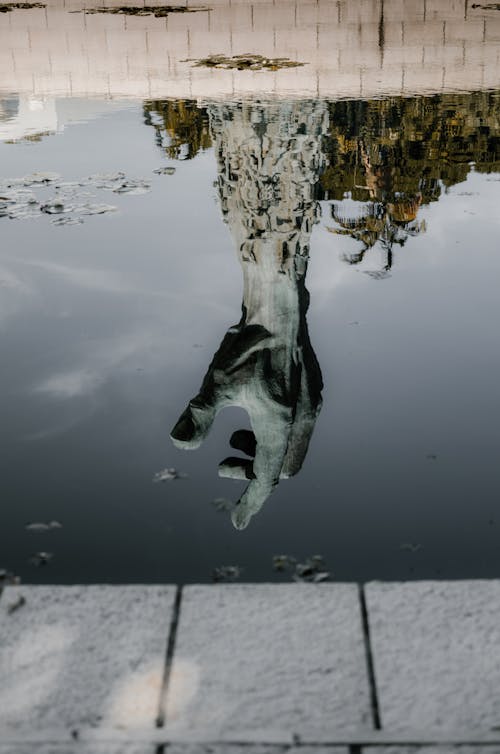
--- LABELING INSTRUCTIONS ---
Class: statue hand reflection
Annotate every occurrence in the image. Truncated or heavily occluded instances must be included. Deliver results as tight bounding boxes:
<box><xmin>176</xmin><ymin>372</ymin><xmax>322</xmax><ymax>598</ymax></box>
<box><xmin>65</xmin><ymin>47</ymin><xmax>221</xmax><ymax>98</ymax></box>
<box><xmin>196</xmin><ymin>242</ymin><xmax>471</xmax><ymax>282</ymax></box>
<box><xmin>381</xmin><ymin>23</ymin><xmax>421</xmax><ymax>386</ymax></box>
<box><xmin>171</xmin><ymin>100</ymin><xmax>326</xmax><ymax>528</ymax></box>
<box><xmin>171</xmin><ymin>300</ymin><xmax>322</xmax><ymax>529</ymax></box>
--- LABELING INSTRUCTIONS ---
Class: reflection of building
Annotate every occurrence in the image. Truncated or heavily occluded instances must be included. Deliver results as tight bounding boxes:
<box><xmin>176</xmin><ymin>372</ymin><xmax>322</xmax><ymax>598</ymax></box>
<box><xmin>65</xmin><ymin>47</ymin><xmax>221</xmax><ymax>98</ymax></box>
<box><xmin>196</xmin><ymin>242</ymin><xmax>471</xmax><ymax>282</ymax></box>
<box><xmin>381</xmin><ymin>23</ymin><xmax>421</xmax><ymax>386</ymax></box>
<box><xmin>171</xmin><ymin>101</ymin><xmax>327</xmax><ymax>529</ymax></box>
<box><xmin>0</xmin><ymin>96</ymin><xmax>129</xmax><ymax>143</ymax></box>
<box><xmin>321</xmin><ymin>93</ymin><xmax>500</xmax><ymax>203</ymax></box>
<box><xmin>147</xmin><ymin>90</ymin><xmax>500</xmax><ymax>273</ymax></box>
<box><xmin>329</xmin><ymin>198</ymin><xmax>425</xmax><ymax>275</ymax></box>
<box><xmin>319</xmin><ymin>91</ymin><xmax>500</xmax><ymax>272</ymax></box>
<box><xmin>0</xmin><ymin>97</ymin><xmax>57</xmax><ymax>142</ymax></box>
<box><xmin>143</xmin><ymin>100</ymin><xmax>211</xmax><ymax>160</ymax></box>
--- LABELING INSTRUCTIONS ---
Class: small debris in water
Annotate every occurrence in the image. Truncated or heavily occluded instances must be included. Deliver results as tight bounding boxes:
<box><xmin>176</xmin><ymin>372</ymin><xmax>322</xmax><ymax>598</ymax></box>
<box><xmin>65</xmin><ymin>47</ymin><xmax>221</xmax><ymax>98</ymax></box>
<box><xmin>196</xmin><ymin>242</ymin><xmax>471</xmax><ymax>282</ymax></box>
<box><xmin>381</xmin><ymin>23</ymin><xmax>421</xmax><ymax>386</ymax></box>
<box><xmin>400</xmin><ymin>543</ymin><xmax>423</xmax><ymax>553</ymax></box>
<box><xmin>40</xmin><ymin>200</ymin><xmax>73</xmax><ymax>215</ymax></box>
<box><xmin>211</xmin><ymin>497</ymin><xmax>234</xmax><ymax>512</ymax></box>
<box><xmin>272</xmin><ymin>554</ymin><xmax>297</xmax><ymax>571</ymax></box>
<box><xmin>153</xmin><ymin>467</ymin><xmax>188</xmax><ymax>482</ymax></box>
<box><xmin>0</xmin><ymin>171</ymin><xmax>148</xmax><ymax>225</ymax></box>
<box><xmin>22</xmin><ymin>172</ymin><xmax>61</xmax><ymax>185</ymax></box>
<box><xmin>426</xmin><ymin>453</ymin><xmax>438</xmax><ymax>460</ymax></box>
<box><xmin>85</xmin><ymin>173</ymin><xmax>151</xmax><ymax>195</ymax></box>
<box><xmin>78</xmin><ymin>203</ymin><xmax>117</xmax><ymax>215</ymax></box>
<box><xmin>25</xmin><ymin>520</ymin><xmax>62</xmax><ymax>533</ymax></box>
<box><xmin>293</xmin><ymin>555</ymin><xmax>331</xmax><ymax>583</ymax></box>
<box><xmin>113</xmin><ymin>180</ymin><xmax>151</xmax><ymax>196</ymax></box>
<box><xmin>273</xmin><ymin>554</ymin><xmax>331</xmax><ymax>582</ymax></box>
<box><xmin>0</xmin><ymin>569</ymin><xmax>20</xmax><ymax>586</ymax></box>
<box><xmin>212</xmin><ymin>565</ymin><xmax>241</xmax><ymax>582</ymax></box>
<box><xmin>348</xmin><ymin>321</ymin><xmax>359</xmax><ymax>325</ymax></box>
<box><xmin>7</xmin><ymin>595</ymin><xmax>26</xmax><ymax>615</ymax></box>
<box><xmin>29</xmin><ymin>551</ymin><xmax>53</xmax><ymax>567</ymax></box>
<box><xmin>185</xmin><ymin>53</ymin><xmax>306</xmax><ymax>71</ymax></box>
<box><xmin>364</xmin><ymin>270</ymin><xmax>391</xmax><ymax>280</ymax></box>
<box><xmin>54</xmin><ymin>181</ymin><xmax>84</xmax><ymax>191</ymax></box>
<box><xmin>0</xmin><ymin>2</ymin><xmax>44</xmax><ymax>11</ymax></box>
<box><xmin>51</xmin><ymin>216</ymin><xmax>84</xmax><ymax>226</ymax></box>
<box><xmin>73</xmin><ymin>5</ymin><xmax>210</xmax><ymax>17</ymax></box>
<box><xmin>154</xmin><ymin>167</ymin><xmax>176</xmax><ymax>176</ymax></box>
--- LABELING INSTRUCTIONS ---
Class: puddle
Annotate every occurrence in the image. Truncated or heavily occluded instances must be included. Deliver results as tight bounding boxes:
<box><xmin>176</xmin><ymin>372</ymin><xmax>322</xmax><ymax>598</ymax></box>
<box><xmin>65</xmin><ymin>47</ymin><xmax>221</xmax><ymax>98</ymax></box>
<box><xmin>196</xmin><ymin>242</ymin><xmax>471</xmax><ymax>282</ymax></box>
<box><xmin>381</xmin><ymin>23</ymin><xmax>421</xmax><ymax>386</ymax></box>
<box><xmin>1</xmin><ymin>1</ymin><xmax>500</xmax><ymax>583</ymax></box>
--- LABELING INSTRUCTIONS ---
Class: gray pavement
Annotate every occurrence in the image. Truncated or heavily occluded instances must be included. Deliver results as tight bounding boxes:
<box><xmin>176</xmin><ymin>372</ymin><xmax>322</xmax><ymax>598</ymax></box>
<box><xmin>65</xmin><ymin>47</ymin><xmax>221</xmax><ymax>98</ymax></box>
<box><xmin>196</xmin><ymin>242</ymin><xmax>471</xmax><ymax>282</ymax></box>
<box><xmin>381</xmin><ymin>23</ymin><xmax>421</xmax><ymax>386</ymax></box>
<box><xmin>1</xmin><ymin>582</ymin><xmax>500</xmax><ymax>751</ymax></box>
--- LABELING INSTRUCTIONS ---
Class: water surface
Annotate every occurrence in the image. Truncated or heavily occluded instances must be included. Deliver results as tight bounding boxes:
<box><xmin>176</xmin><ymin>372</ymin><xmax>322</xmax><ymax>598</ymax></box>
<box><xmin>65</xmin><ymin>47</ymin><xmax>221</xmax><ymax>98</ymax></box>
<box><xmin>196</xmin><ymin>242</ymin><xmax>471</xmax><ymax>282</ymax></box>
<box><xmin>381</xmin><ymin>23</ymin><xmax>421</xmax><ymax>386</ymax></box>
<box><xmin>1</xmin><ymin>91</ymin><xmax>500</xmax><ymax>583</ymax></box>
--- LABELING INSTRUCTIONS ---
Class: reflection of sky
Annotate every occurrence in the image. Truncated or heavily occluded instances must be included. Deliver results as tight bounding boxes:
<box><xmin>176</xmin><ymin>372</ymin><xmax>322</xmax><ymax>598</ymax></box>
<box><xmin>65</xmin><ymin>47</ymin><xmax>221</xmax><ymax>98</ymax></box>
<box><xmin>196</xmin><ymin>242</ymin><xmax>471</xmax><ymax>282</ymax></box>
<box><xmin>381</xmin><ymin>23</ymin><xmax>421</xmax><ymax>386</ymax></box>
<box><xmin>1</xmin><ymin>103</ymin><xmax>500</xmax><ymax>583</ymax></box>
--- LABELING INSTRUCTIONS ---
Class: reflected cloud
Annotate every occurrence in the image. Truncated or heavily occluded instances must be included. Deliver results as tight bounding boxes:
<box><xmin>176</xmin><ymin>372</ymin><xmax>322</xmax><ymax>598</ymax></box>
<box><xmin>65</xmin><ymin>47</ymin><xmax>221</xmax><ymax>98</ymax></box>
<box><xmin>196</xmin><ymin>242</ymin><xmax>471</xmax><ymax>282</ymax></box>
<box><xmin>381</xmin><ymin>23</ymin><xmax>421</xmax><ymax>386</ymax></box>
<box><xmin>171</xmin><ymin>101</ymin><xmax>326</xmax><ymax>529</ymax></box>
<box><xmin>35</xmin><ymin>369</ymin><xmax>101</xmax><ymax>400</ymax></box>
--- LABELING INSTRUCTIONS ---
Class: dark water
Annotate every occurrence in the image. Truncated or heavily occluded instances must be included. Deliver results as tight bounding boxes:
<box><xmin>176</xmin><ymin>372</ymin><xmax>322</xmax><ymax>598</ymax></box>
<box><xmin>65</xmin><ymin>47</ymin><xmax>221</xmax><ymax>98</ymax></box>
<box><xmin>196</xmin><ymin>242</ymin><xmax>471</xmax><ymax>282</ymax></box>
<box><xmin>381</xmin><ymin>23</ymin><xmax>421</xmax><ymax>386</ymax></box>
<box><xmin>1</xmin><ymin>92</ymin><xmax>500</xmax><ymax>584</ymax></box>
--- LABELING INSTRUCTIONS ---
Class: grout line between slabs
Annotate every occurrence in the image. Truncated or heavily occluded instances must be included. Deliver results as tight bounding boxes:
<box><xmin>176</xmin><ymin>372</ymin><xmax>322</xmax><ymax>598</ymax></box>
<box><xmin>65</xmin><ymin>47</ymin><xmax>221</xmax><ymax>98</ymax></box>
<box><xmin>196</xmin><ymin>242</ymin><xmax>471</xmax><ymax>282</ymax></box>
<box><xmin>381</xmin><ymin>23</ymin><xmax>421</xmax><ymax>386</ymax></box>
<box><xmin>359</xmin><ymin>583</ymin><xmax>382</xmax><ymax>731</ymax></box>
<box><xmin>156</xmin><ymin>584</ymin><xmax>183</xmax><ymax>728</ymax></box>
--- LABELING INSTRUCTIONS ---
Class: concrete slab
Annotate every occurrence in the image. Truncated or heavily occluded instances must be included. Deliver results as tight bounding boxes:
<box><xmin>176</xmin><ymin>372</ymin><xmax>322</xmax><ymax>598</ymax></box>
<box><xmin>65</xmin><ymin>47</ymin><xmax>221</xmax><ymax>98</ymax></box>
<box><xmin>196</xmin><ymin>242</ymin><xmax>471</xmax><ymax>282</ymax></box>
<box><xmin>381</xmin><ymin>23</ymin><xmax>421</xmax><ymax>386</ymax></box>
<box><xmin>0</xmin><ymin>748</ymin><xmax>156</xmax><ymax>754</ymax></box>
<box><xmin>363</xmin><ymin>749</ymin><xmax>500</xmax><ymax>754</ymax></box>
<box><xmin>0</xmin><ymin>748</ymin><xmax>349</xmax><ymax>754</ymax></box>
<box><xmin>165</xmin><ymin>748</ymin><xmax>349</xmax><ymax>754</ymax></box>
<box><xmin>366</xmin><ymin>581</ymin><xmax>500</xmax><ymax>732</ymax></box>
<box><xmin>163</xmin><ymin>584</ymin><xmax>372</xmax><ymax>735</ymax></box>
<box><xmin>0</xmin><ymin>585</ymin><xmax>176</xmax><ymax>731</ymax></box>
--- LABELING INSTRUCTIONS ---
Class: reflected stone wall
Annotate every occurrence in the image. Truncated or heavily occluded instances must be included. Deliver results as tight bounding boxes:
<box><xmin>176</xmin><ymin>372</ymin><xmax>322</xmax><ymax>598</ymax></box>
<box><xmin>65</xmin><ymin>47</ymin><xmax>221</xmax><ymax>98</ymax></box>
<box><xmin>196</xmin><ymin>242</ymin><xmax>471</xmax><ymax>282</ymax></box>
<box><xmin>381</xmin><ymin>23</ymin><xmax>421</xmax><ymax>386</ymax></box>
<box><xmin>0</xmin><ymin>0</ymin><xmax>499</xmax><ymax>100</ymax></box>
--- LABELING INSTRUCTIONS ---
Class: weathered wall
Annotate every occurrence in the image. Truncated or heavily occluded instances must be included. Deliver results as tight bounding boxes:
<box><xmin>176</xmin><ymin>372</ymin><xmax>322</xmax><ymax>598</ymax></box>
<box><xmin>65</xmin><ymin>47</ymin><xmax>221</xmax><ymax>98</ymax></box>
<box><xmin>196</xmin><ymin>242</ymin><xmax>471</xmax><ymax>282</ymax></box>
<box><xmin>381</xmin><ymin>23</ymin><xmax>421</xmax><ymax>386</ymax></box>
<box><xmin>0</xmin><ymin>0</ymin><xmax>499</xmax><ymax>100</ymax></box>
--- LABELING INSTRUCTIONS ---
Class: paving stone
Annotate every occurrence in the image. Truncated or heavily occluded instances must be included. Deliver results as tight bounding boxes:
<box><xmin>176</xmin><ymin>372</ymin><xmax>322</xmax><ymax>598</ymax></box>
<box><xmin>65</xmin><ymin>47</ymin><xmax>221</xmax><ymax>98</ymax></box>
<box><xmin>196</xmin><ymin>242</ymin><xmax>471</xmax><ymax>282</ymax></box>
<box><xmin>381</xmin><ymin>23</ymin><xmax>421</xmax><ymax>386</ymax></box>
<box><xmin>0</xmin><ymin>585</ymin><xmax>175</xmax><ymax>730</ymax></box>
<box><xmin>289</xmin><ymin>749</ymin><xmax>350</xmax><ymax>754</ymax></box>
<box><xmin>166</xmin><ymin>748</ymin><xmax>349</xmax><ymax>754</ymax></box>
<box><xmin>366</xmin><ymin>581</ymin><xmax>500</xmax><ymax>732</ymax></box>
<box><xmin>0</xmin><ymin>743</ymin><xmax>348</xmax><ymax>754</ymax></box>
<box><xmin>0</xmin><ymin>748</ymin><xmax>156</xmax><ymax>754</ymax></box>
<box><xmin>163</xmin><ymin>584</ymin><xmax>372</xmax><ymax>735</ymax></box>
<box><xmin>370</xmin><ymin>749</ymin><xmax>500</xmax><ymax>753</ymax></box>
<box><xmin>164</xmin><ymin>747</ymin><xmax>289</xmax><ymax>754</ymax></box>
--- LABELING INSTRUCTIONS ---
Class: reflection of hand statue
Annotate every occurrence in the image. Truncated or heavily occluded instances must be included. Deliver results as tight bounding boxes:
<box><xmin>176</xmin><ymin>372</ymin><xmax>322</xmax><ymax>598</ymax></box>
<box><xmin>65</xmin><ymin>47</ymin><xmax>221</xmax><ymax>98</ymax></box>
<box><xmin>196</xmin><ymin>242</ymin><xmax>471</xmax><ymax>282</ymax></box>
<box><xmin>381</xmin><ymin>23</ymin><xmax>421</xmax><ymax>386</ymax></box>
<box><xmin>171</xmin><ymin>101</ymin><xmax>328</xmax><ymax>528</ymax></box>
<box><xmin>171</xmin><ymin>257</ymin><xmax>322</xmax><ymax>529</ymax></box>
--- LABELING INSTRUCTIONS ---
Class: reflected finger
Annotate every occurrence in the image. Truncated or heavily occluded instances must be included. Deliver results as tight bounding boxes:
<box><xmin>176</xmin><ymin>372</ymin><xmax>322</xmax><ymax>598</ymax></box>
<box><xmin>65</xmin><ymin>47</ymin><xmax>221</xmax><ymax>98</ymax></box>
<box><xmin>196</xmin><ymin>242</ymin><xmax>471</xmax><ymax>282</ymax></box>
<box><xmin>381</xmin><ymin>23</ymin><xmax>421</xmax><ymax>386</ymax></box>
<box><xmin>229</xmin><ymin>429</ymin><xmax>257</xmax><ymax>458</ymax></box>
<box><xmin>218</xmin><ymin>456</ymin><xmax>255</xmax><ymax>480</ymax></box>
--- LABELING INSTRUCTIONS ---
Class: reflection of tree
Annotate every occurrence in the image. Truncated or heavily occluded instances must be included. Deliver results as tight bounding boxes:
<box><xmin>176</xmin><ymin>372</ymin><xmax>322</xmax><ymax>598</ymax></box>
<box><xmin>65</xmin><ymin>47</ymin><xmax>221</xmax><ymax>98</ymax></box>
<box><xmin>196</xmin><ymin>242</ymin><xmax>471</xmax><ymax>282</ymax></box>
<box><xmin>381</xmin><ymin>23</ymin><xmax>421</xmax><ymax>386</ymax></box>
<box><xmin>321</xmin><ymin>91</ymin><xmax>500</xmax><ymax>273</ymax></box>
<box><xmin>329</xmin><ymin>198</ymin><xmax>425</xmax><ymax>275</ymax></box>
<box><xmin>143</xmin><ymin>99</ymin><xmax>211</xmax><ymax>160</ymax></box>
<box><xmin>171</xmin><ymin>101</ymin><xmax>328</xmax><ymax>529</ymax></box>
<box><xmin>146</xmin><ymin>91</ymin><xmax>500</xmax><ymax>274</ymax></box>
<box><xmin>322</xmin><ymin>91</ymin><xmax>500</xmax><ymax>202</ymax></box>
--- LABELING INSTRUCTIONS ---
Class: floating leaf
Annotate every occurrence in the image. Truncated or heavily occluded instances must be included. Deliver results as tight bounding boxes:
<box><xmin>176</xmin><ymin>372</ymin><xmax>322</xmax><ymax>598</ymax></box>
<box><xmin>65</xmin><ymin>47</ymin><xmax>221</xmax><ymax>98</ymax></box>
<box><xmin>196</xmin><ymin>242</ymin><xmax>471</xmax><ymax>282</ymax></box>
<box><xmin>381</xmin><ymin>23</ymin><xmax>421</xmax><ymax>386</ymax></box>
<box><xmin>399</xmin><ymin>542</ymin><xmax>422</xmax><ymax>553</ymax></box>
<box><xmin>153</xmin><ymin>467</ymin><xmax>187</xmax><ymax>482</ymax></box>
<box><xmin>112</xmin><ymin>179</ymin><xmax>151</xmax><ymax>196</ymax></box>
<box><xmin>272</xmin><ymin>554</ymin><xmax>297</xmax><ymax>571</ymax></box>
<box><xmin>29</xmin><ymin>551</ymin><xmax>53</xmax><ymax>567</ymax></box>
<box><xmin>274</xmin><ymin>553</ymin><xmax>331</xmax><ymax>582</ymax></box>
<box><xmin>212</xmin><ymin>565</ymin><xmax>241</xmax><ymax>583</ymax></box>
<box><xmin>78</xmin><ymin>203</ymin><xmax>117</xmax><ymax>216</ymax></box>
<box><xmin>211</xmin><ymin>497</ymin><xmax>234</xmax><ymax>512</ymax></box>
<box><xmin>22</xmin><ymin>172</ymin><xmax>61</xmax><ymax>185</ymax></box>
<box><xmin>154</xmin><ymin>166</ymin><xmax>176</xmax><ymax>176</ymax></box>
<box><xmin>0</xmin><ymin>569</ymin><xmax>20</xmax><ymax>586</ymax></box>
<box><xmin>25</xmin><ymin>520</ymin><xmax>62</xmax><ymax>532</ymax></box>
<box><xmin>51</xmin><ymin>216</ymin><xmax>83</xmax><ymax>226</ymax></box>
<box><xmin>40</xmin><ymin>200</ymin><xmax>73</xmax><ymax>215</ymax></box>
